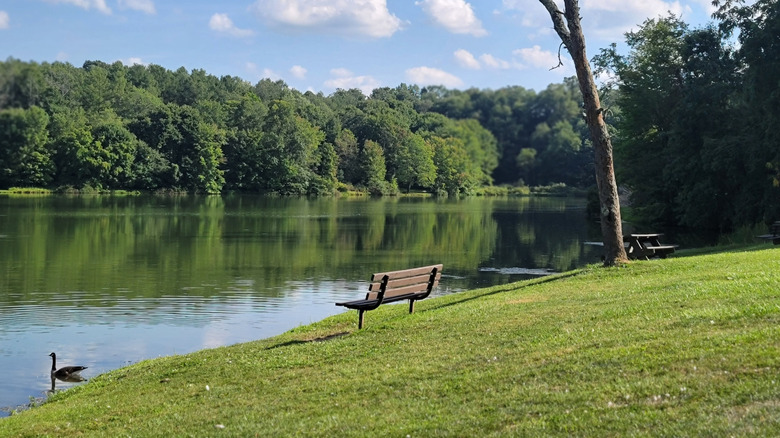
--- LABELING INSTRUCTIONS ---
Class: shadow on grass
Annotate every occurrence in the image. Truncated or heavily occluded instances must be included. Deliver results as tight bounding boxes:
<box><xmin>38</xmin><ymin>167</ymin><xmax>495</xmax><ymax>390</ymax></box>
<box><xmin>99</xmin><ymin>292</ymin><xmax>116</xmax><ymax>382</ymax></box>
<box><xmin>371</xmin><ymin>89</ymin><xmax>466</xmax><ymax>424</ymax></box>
<box><xmin>426</xmin><ymin>270</ymin><xmax>583</xmax><ymax>312</ymax></box>
<box><xmin>266</xmin><ymin>332</ymin><xmax>350</xmax><ymax>350</ymax></box>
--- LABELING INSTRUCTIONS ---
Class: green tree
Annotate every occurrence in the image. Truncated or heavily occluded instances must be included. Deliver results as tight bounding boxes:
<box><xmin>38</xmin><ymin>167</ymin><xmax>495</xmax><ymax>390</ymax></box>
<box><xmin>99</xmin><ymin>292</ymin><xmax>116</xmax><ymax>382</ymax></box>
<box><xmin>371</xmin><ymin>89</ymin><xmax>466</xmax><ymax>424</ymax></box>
<box><xmin>516</xmin><ymin>147</ymin><xmax>537</xmax><ymax>184</ymax></box>
<box><xmin>130</xmin><ymin>142</ymin><xmax>170</xmax><ymax>191</ymax></box>
<box><xmin>451</xmin><ymin>118</ymin><xmax>499</xmax><ymax>185</ymax></box>
<box><xmin>40</xmin><ymin>61</ymin><xmax>82</xmax><ymax>111</ymax></box>
<box><xmin>129</xmin><ymin>104</ymin><xmax>225</xmax><ymax>192</ymax></box>
<box><xmin>346</xmin><ymin>99</ymin><xmax>435</xmax><ymax>192</ymax></box>
<box><xmin>311</xmin><ymin>140</ymin><xmax>338</xmax><ymax>195</ymax></box>
<box><xmin>0</xmin><ymin>106</ymin><xmax>53</xmax><ymax>188</ymax></box>
<box><xmin>595</xmin><ymin>16</ymin><xmax>739</xmax><ymax>229</ymax></box>
<box><xmin>49</xmin><ymin>108</ymin><xmax>93</xmax><ymax>187</ymax></box>
<box><xmin>87</xmin><ymin>112</ymin><xmax>139</xmax><ymax>189</ymax></box>
<box><xmin>532</xmin><ymin>120</ymin><xmax>584</xmax><ymax>185</ymax></box>
<box><xmin>0</xmin><ymin>59</ymin><xmax>47</xmax><ymax>108</ymax></box>
<box><xmin>189</xmin><ymin>121</ymin><xmax>226</xmax><ymax>194</ymax></box>
<box><xmin>430</xmin><ymin>135</ymin><xmax>473</xmax><ymax>196</ymax></box>
<box><xmin>715</xmin><ymin>0</ymin><xmax>780</xmax><ymax>224</ymax></box>
<box><xmin>170</xmin><ymin>105</ymin><xmax>225</xmax><ymax>193</ymax></box>
<box><xmin>79</xmin><ymin>62</ymin><xmax>115</xmax><ymax>114</ymax></box>
<box><xmin>258</xmin><ymin>100</ymin><xmax>324</xmax><ymax>194</ymax></box>
<box><xmin>222</xmin><ymin>94</ymin><xmax>268</xmax><ymax>191</ymax></box>
<box><xmin>393</xmin><ymin>131</ymin><xmax>436</xmax><ymax>192</ymax></box>
<box><xmin>359</xmin><ymin>139</ymin><xmax>391</xmax><ymax>195</ymax></box>
<box><xmin>334</xmin><ymin>128</ymin><xmax>360</xmax><ymax>184</ymax></box>
<box><xmin>415</xmin><ymin>112</ymin><xmax>498</xmax><ymax>186</ymax></box>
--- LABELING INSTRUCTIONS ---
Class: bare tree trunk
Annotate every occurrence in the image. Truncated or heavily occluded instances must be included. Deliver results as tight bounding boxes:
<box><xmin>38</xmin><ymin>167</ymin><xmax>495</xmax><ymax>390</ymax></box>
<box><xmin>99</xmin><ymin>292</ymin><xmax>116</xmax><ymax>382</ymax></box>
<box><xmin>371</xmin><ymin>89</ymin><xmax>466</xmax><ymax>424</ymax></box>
<box><xmin>539</xmin><ymin>0</ymin><xmax>628</xmax><ymax>266</ymax></box>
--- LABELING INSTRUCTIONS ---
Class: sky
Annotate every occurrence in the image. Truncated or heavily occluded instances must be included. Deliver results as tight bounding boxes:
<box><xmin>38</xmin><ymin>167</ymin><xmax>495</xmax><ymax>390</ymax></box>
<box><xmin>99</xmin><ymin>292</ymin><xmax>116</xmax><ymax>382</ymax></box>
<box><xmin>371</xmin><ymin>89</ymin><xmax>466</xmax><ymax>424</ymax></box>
<box><xmin>0</xmin><ymin>0</ymin><xmax>717</xmax><ymax>95</ymax></box>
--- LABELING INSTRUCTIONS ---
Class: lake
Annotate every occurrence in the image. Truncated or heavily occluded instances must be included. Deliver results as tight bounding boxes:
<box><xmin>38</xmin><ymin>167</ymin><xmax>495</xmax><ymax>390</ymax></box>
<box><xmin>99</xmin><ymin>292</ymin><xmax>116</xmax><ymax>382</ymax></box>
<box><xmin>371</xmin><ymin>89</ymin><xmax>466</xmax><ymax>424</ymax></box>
<box><xmin>0</xmin><ymin>194</ymin><xmax>604</xmax><ymax>415</ymax></box>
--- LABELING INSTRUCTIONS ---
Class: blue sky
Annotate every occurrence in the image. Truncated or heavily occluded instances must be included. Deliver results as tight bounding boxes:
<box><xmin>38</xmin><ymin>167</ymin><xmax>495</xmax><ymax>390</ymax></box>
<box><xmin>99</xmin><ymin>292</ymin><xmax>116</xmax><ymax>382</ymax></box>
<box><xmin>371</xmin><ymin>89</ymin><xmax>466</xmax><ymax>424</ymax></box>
<box><xmin>0</xmin><ymin>0</ymin><xmax>716</xmax><ymax>94</ymax></box>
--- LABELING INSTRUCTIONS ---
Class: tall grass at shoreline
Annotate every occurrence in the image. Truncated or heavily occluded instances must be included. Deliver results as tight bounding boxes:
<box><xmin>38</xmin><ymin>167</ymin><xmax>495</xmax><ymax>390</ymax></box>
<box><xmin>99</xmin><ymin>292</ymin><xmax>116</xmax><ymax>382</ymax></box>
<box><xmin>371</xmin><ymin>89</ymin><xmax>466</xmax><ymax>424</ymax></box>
<box><xmin>1</xmin><ymin>246</ymin><xmax>778</xmax><ymax>437</ymax></box>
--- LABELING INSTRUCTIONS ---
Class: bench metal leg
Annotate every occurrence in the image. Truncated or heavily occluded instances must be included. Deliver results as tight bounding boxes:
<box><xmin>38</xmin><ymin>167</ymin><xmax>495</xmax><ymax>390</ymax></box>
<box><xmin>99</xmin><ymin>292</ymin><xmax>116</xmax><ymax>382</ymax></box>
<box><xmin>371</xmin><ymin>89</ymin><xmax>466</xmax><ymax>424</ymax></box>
<box><xmin>358</xmin><ymin>310</ymin><xmax>365</xmax><ymax>329</ymax></box>
<box><xmin>409</xmin><ymin>299</ymin><xmax>415</xmax><ymax>314</ymax></box>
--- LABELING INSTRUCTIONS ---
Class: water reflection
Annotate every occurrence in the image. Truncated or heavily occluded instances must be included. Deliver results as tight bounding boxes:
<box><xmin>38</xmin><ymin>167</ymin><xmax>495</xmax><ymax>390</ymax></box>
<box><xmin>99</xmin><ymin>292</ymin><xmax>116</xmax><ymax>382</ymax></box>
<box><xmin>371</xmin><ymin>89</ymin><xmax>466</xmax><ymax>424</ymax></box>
<box><xmin>0</xmin><ymin>195</ymin><xmax>604</xmax><ymax>416</ymax></box>
<box><xmin>49</xmin><ymin>373</ymin><xmax>89</xmax><ymax>394</ymax></box>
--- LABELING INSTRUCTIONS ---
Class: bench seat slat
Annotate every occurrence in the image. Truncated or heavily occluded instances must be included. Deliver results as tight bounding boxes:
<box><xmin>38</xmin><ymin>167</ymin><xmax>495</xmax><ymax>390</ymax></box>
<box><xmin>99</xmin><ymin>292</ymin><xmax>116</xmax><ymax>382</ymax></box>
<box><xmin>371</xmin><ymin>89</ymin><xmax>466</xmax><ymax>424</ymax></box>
<box><xmin>369</xmin><ymin>273</ymin><xmax>442</xmax><ymax>291</ymax></box>
<box><xmin>366</xmin><ymin>282</ymin><xmax>438</xmax><ymax>300</ymax></box>
<box><xmin>371</xmin><ymin>264</ymin><xmax>443</xmax><ymax>282</ymax></box>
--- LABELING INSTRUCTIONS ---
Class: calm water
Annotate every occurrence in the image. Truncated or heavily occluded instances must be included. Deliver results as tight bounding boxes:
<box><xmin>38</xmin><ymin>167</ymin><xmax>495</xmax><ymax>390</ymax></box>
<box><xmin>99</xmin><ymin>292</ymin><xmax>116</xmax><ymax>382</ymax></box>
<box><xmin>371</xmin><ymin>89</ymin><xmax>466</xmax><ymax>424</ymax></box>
<box><xmin>0</xmin><ymin>195</ymin><xmax>603</xmax><ymax>415</ymax></box>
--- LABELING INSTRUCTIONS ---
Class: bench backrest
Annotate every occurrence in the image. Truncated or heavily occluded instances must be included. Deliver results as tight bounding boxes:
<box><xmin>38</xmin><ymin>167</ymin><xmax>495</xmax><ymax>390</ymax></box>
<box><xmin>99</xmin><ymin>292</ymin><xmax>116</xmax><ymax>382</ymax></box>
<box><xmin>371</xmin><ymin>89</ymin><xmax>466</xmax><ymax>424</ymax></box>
<box><xmin>772</xmin><ymin>222</ymin><xmax>780</xmax><ymax>236</ymax></box>
<box><xmin>366</xmin><ymin>264</ymin><xmax>443</xmax><ymax>300</ymax></box>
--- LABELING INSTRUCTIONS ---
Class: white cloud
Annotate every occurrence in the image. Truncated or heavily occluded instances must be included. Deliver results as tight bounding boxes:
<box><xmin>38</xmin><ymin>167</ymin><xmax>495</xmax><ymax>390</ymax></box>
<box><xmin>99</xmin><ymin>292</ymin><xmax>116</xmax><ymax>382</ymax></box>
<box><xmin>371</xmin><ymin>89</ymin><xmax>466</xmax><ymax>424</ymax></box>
<box><xmin>583</xmin><ymin>0</ymin><xmax>691</xmax><ymax>40</ymax></box>
<box><xmin>118</xmin><ymin>0</ymin><xmax>155</xmax><ymax>14</ymax></box>
<box><xmin>508</xmin><ymin>0</ymin><xmax>690</xmax><ymax>42</ymax></box>
<box><xmin>502</xmin><ymin>0</ymin><xmax>562</xmax><ymax>7</ymax></box>
<box><xmin>122</xmin><ymin>57</ymin><xmax>146</xmax><ymax>66</ymax></box>
<box><xmin>290</xmin><ymin>65</ymin><xmax>307</xmax><ymax>79</ymax></box>
<box><xmin>0</xmin><ymin>11</ymin><xmax>8</xmax><ymax>29</ymax></box>
<box><xmin>251</xmin><ymin>0</ymin><xmax>403</xmax><ymax>38</ymax></box>
<box><xmin>455</xmin><ymin>49</ymin><xmax>513</xmax><ymax>70</ymax></box>
<box><xmin>330</xmin><ymin>67</ymin><xmax>353</xmax><ymax>78</ymax></box>
<box><xmin>689</xmin><ymin>0</ymin><xmax>717</xmax><ymax>14</ymax></box>
<box><xmin>454</xmin><ymin>49</ymin><xmax>481</xmax><ymax>69</ymax></box>
<box><xmin>246</xmin><ymin>62</ymin><xmax>275</xmax><ymax>80</ymax></box>
<box><xmin>209</xmin><ymin>13</ymin><xmax>254</xmax><ymax>38</ymax></box>
<box><xmin>417</xmin><ymin>0</ymin><xmax>487</xmax><ymax>37</ymax></box>
<box><xmin>324</xmin><ymin>68</ymin><xmax>381</xmax><ymax>95</ymax></box>
<box><xmin>262</xmin><ymin>68</ymin><xmax>282</xmax><ymax>81</ymax></box>
<box><xmin>584</xmin><ymin>0</ymin><xmax>685</xmax><ymax>16</ymax></box>
<box><xmin>44</xmin><ymin>0</ymin><xmax>112</xmax><ymax>15</ymax></box>
<box><xmin>405</xmin><ymin>66</ymin><xmax>463</xmax><ymax>88</ymax></box>
<box><xmin>479</xmin><ymin>53</ymin><xmax>510</xmax><ymax>69</ymax></box>
<box><xmin>513</xmin><ymin>45</ymin><xmax>561</xmax><ymax>69</ymax></box>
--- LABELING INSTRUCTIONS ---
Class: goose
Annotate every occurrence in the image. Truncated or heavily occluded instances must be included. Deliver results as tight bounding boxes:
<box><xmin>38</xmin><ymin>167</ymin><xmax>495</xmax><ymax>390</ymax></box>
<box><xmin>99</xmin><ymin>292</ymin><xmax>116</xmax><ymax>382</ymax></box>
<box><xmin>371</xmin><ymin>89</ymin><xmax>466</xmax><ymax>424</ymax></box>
<box><xmin>49</xmin><ymin>352</ymin><xmax>88</xmax><ymax>382</ymax></box>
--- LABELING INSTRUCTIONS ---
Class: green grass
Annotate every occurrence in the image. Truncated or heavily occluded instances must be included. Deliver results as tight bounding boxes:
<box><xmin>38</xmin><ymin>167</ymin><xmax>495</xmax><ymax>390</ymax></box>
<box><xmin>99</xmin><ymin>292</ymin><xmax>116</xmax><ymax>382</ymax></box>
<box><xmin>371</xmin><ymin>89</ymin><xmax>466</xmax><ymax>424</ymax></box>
<box><xmin>2</xmin><ymin>246</ymin><xmax>779</xmax><ymax>437</ymax></box>
<box><xmin>0</xmin><ymin>187</ymin><xmax>53</xmax><ymax>195</ymax></box>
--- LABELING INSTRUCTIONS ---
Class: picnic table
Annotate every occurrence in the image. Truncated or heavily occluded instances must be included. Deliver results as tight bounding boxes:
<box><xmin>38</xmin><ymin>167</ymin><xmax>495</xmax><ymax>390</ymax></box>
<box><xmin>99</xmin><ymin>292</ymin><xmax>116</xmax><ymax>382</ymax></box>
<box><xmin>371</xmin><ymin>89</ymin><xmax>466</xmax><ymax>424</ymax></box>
<box><xmin>585</xmin><ymin>233</ymin><xmax>678</xmax><ymax>260</ymax></box>
<box><xmin>624</xmin><ymin>233</ymin><xmax>677</xmax><ymax>259</ymax></box>
<box><xmin>756</xmin><ymin>221</ymin><xmax>780</xmax><ymax>244</ymax></box>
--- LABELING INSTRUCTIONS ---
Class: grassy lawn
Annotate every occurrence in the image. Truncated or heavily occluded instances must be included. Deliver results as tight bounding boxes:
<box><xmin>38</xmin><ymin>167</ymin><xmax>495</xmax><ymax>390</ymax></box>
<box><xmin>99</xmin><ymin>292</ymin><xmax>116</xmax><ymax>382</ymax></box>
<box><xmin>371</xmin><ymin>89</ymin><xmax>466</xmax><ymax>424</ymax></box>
<box><xmin>2</xmin><ymin>246</ymin><xmax>779</xmax><ymax>437</ymax></box>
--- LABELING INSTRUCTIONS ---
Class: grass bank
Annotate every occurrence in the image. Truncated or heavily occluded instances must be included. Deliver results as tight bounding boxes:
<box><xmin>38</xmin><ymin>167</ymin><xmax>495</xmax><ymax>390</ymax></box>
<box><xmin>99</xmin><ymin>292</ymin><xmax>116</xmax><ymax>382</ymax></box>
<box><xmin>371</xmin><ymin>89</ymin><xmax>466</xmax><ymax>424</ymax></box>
<box><xmin>2</xmin><ymin>247</ymin><xmax>779</xmax><ymax>437</ymax></box>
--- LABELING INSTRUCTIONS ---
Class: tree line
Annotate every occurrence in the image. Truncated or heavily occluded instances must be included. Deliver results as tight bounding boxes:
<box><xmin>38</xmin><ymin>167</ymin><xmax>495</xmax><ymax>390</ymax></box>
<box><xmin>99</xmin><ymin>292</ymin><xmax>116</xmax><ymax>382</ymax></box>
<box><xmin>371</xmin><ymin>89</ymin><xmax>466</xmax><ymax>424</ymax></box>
<box><xmin>0</xmin><ymin>59</ymin><xmax>592</xmax><ymax>197</ymax></box>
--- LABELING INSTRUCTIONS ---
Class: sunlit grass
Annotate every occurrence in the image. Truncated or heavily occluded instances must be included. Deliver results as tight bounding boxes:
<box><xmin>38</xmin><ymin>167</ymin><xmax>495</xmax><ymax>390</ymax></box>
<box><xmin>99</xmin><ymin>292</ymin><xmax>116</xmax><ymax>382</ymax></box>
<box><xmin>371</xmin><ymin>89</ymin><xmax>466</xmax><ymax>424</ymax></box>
<box><xmin>0</xmin><ymin>187</ymin><xmax>144</xmax><ymax>196</ymax></box>
<box><xmin>1</xmin><ymin>187</ymin><xmax>53</xmax><ymax>195</ymax></box>
<box><xmin>1</xmin><ymin>247</ymin><xmax>778</xmax><ymax>436</ymax></box>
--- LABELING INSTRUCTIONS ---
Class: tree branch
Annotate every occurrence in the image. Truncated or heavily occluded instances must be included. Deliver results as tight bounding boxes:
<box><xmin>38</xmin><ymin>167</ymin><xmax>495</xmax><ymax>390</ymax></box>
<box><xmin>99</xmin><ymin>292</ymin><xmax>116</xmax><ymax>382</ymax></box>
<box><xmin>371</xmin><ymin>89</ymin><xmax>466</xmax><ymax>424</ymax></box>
<box><xmin>538</xmin><ymin>0</ymin><xmax>571</xmax><ymax>49</ymax></box>
<box><xmin>550</xmin><ymin>42</ymin><xmax>566</xmax><ymax>70</ymax></box>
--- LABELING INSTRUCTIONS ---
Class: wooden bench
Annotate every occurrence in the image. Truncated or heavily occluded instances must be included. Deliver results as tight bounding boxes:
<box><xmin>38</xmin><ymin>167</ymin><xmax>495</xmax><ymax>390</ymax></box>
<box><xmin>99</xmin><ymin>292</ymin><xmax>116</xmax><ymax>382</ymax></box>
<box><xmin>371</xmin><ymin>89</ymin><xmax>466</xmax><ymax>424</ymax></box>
<box><xmin>335</xmin><ymin>264</ymin><xmax>442</xmax><ymax>329</ymax></box>
<box><xmin>757</xmin><ymin>221</ymin><xmax>780</xmax><ymax>245</ymax></box>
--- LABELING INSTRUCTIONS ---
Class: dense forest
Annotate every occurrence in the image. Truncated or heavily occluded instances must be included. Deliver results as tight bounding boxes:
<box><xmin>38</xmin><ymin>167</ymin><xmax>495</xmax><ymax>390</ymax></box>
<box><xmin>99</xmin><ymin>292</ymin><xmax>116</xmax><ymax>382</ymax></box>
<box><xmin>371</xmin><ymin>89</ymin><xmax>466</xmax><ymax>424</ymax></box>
<box><xmin>0</xmin><ymin>0</ymin><xmax>778</xmax><ymax>231</ymax></box>
<box><xmin>0</xmin><ymin>57</ymin><xmax>592</xmax><ymax>198</ymax></box>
